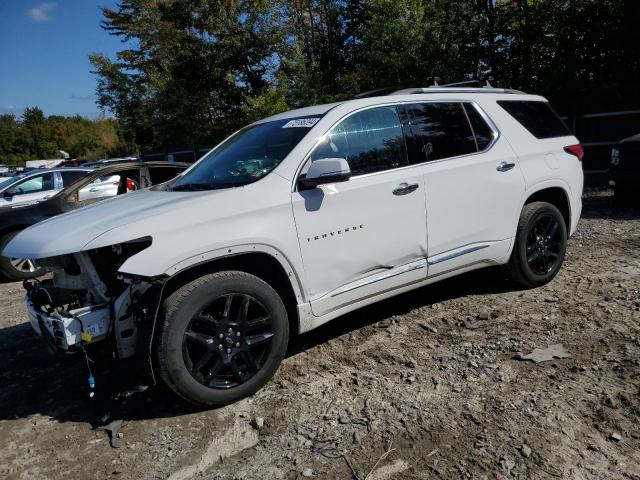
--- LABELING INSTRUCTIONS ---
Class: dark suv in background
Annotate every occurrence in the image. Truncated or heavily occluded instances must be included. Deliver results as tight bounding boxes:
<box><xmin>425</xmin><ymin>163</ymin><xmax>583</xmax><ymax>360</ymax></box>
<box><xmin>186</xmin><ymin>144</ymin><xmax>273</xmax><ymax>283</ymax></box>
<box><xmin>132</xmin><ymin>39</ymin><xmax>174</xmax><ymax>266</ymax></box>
<box><xmin>611</xmin><ymin>134</ymin><xmax>640</xmax><ymax>204</ymax></box>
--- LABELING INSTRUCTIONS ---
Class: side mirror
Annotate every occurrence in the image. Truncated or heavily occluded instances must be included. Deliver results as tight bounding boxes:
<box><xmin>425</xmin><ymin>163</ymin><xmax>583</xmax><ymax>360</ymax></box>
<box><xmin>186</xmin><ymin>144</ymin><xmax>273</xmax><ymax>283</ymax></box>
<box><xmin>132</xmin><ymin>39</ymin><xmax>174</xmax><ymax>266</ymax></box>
<box><xmin>4</xmin><ymin>188</ymin><xmax>15</xmax><ymax>198</ymax></box>
<box><xmin>298</xmin><ymin>158</ymin><xmax>351</xmax><ymax>190</ymax></box>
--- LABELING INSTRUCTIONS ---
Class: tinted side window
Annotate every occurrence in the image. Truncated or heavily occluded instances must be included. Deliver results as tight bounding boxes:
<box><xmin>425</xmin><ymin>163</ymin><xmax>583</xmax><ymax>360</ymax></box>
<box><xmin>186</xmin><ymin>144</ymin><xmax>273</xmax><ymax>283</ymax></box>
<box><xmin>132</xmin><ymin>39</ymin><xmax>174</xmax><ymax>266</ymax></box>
<box><xmin>463</xmin><ymin>103</ymin><xmax>496</xmax><ymax>151</ymax></box>
<box><xmin>60</xmin><ymin>170</ymin><xmax>88</xmax><ymax>186</ymax></box>
<box><xmin>497</xmin><ymin>100</ymin><xmax>570</xmax><ymax>139</ymax></box>
<box><xmin>309</xmin><ymin>106</ymin><xmax>407</xmax><ymax>176</ymax></box>
<box><xmin>403</xmin><ymin>103</ymin><xmax>476</xmax><ymax>163</ymax></box>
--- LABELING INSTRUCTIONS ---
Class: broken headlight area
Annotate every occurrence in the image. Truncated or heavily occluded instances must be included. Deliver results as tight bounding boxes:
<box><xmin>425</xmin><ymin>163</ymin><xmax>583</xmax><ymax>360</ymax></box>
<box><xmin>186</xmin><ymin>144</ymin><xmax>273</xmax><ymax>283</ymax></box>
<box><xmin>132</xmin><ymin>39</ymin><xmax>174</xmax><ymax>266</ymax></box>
<box><xmin>24</xmin><ymin>237</ymin><xmax>154</xmax><ymax>358</ymax></box>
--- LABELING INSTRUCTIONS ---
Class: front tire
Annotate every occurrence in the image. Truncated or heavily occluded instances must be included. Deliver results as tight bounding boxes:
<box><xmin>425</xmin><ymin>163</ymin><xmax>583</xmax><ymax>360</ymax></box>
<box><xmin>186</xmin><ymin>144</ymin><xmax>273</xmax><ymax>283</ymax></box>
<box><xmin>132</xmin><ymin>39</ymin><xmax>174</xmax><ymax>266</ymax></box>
<box><xmin>505</xmin><ymin>202</ymin><xmax>567</xmax><ymax>288</ymax></box>
<box><xmin>156</xmin><ymin>271</ymin><xmax>289</xmax><ymax>407</ymax></box>
<box><xmin>0</xmin><ymin>231</ymin><xmax>46</xmax><ymax>281</ymax></box>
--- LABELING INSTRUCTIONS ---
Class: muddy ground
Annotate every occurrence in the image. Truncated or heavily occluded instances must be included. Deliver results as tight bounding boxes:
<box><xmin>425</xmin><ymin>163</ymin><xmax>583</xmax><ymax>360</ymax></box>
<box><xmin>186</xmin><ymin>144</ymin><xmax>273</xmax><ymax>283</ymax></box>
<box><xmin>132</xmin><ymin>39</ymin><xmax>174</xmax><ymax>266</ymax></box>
<box><xmin>0</xmin><ymin>188</ymin><xmax>639</xmax><ymax>480</ymax></box>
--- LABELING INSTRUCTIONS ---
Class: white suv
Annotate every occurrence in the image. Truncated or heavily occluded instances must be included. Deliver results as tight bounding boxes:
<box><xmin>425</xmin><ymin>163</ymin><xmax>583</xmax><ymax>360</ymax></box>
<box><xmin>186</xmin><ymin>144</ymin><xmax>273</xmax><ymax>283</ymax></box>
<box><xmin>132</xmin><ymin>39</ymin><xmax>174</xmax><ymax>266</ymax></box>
<box><xmin>4</xmin><ymin>88</ymin><xmax>583</xmax><ymax>407</ymax></box>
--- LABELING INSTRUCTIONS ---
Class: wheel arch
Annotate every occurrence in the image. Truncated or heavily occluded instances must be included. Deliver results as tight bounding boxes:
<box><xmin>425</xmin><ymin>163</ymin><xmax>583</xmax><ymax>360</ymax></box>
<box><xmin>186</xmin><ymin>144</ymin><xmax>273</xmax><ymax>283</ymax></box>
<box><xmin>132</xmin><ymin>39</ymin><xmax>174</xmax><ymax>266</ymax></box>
<box><xmin>161</xmin><ymin>250</ymin><xmax>303</xmax><ymax>336</ymax></box>
<box><xmin>523</xmin><ymin>186</ymin><xmax>571</xmax><ymax>234</ymax></box>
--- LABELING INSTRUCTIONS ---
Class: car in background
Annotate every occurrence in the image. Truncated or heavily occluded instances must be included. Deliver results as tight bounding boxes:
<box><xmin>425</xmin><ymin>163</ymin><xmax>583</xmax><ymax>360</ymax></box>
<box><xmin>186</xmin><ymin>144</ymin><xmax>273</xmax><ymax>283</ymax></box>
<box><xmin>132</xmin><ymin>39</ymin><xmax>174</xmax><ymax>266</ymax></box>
<box><xmin>0</xmin><ymin>168</ymin><xmax>91</xmax><ymax>208</ymax></box>
<box><xmin>0</xmin><ymin>161</ymin><xmax>188</xmax><ymax>280</ymax></box>
<box><xmin>611</xmin><ymin>133</ymin><xmax>640</xmax><ymax>204</ymax></box>
<box><xmin>79</xmin><ymin>174</ymin><xmax>138</xmax><ymax>201</ymax></box>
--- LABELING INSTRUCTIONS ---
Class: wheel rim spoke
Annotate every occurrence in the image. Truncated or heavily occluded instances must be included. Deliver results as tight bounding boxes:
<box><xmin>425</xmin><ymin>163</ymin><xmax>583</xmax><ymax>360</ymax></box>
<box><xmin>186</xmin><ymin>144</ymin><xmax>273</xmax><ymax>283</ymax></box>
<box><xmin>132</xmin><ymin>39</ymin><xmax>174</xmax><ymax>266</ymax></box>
<box><xmin>185</xmin><ymin>329</ymin><xmax>215</xmax><ymax>347</ymax></box>
<box><xmin>238</xmin><ymin>295</ymin><xmax>250</xmax><ymax>322</ymax></box>
<box><xmin>246</xmin><ymin>332</ymin><xmax>274</xmax><ymax>347</ymax></box>
<box><xmin>11</xmin><ymin>258</ymin><xmax>35</xmax><ymax>272</ymax></box>
<box><xmin>203</xmin><ymin>358</ymin><xmax>224</xmax><ymax>384</ymax></box>
<box><xmin>243</xmin><ymin>350</ymin><xmax>261</xmax><ymax>372</ymax></box>
<box><xmin>192</xmin><ymin>350</ymin><xmax>215</xmax><ymax>372</ymax></box>
<box><xmin>228</xmin><ymin>358</ymin><xmax>244</xmax><ymax>383</ymax></box>
<box><xmin>246</xmin><ymin>316</ymin><xmax>269</xmax><ymax>330</ymax></box>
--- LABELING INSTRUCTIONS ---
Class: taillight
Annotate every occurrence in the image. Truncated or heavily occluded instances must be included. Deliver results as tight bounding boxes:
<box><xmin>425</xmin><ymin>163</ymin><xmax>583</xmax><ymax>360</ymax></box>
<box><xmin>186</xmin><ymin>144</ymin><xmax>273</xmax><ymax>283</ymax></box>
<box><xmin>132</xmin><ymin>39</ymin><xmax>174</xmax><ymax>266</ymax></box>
<box><xmin>564</xmin><ymin>144</ymin><xmax>584</xmax><ymax>161</ymax></box>
<box><xmin>127</xmin><ymin>179</ymin><xmax>135</xmax><ymax>190</ymax></box>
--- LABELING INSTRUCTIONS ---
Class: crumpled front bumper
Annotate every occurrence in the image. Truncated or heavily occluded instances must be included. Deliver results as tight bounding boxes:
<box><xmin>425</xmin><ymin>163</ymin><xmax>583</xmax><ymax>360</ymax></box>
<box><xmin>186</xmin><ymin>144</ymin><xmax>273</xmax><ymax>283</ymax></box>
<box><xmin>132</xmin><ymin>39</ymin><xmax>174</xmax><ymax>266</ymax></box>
<box><xmin>25</xmin><ymin>295</ymin><xmax>111</xmax><ymax>350</ymax></box>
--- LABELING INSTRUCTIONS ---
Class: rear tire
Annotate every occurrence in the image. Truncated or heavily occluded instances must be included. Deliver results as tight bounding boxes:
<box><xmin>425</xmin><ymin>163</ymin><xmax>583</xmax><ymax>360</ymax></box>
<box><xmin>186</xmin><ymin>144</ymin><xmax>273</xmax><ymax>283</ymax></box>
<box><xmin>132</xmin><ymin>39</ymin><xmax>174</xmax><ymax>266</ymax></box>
<box><xmin>156</xmin><ymin>271</ymin><xmax>289</xmax><ymax>407</ymax></box>
<box><xmin>505</xmin><ymin>202</ymin><xmax>567</xmax><ymax>288</ymax></box>
<box><xmin>0</xmin><ymin>231</ymin><xmax>45</xmax><ymax>281</ymax></box>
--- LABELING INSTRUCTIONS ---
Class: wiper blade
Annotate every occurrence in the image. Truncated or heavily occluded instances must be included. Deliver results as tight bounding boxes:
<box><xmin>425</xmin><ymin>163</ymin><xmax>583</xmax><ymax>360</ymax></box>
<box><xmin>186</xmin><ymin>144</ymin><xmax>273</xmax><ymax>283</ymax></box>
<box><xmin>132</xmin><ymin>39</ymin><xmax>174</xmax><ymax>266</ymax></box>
<box><xmin>171</xmin><ymin>183</ymin><xmax>214</xmax><ymax>191</ymax></box>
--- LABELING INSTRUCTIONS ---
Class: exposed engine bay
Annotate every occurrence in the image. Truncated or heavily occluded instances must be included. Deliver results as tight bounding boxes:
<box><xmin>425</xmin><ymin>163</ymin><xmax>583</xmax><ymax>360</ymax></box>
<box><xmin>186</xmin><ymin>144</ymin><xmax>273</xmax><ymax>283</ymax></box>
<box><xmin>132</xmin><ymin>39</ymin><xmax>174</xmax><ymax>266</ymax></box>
<box><xmin>24</xmin><ymin>238</ymin><xmax>156</xmax><ymax>361</ymax></box>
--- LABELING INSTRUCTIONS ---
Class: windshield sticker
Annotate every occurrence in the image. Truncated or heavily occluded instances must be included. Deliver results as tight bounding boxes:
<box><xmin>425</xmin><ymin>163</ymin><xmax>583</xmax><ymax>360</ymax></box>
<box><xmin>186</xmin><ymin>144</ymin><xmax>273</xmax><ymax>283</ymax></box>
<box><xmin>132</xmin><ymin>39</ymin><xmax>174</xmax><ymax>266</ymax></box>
<box><xmin>282</xmin><ymin>118</ymin><xmax>320</xmax><ymax>128</ymax></box>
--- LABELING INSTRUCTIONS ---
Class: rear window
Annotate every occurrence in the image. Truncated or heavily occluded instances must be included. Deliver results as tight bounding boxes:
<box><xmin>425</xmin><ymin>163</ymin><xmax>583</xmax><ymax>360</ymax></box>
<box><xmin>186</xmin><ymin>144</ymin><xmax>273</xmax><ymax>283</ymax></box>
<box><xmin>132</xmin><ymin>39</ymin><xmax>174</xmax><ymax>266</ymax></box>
<box><xmin>498</xmin><ymin>100</ymin><xmax>571</xmax><ymax>139</ymax></box>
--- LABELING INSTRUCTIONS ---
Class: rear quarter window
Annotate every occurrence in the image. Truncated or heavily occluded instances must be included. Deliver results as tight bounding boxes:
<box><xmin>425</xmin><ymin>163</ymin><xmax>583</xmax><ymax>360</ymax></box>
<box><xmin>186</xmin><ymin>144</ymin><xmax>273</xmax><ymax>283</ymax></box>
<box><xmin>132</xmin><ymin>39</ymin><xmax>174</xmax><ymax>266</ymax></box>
<box><xmin>497</xmin><ymin>100</ymin><xmax>571</xmax><ymax>139</ymax></box>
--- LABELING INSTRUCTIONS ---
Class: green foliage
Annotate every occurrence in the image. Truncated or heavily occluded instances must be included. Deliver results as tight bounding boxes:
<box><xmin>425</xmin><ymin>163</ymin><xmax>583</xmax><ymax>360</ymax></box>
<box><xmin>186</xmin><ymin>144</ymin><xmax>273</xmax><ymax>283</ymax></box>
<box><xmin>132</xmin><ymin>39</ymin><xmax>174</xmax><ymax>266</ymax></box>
<box><xmin>90</xmin><ymin>0</ymin><xmax>640</xmax><ymax>152</ymax></box>
<box><xmin>0</xmin><ymin>109</ymin><xmax>136</xmax><ymax>166</ymax></box>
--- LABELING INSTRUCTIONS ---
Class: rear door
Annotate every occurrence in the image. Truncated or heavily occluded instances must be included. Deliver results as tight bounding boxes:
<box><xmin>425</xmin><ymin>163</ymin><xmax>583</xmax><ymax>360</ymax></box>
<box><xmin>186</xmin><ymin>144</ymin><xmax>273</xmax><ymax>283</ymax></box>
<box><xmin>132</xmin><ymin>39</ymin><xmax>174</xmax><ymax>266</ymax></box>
<box><xmin>292</xmin><ymin>105</ymin><xmax>428</xmax><ymax>317</ymax></box>
<box><xmin>399</xmin><ymin>102</ymin><xmax>525</xmax><ymax>275</ymax></box>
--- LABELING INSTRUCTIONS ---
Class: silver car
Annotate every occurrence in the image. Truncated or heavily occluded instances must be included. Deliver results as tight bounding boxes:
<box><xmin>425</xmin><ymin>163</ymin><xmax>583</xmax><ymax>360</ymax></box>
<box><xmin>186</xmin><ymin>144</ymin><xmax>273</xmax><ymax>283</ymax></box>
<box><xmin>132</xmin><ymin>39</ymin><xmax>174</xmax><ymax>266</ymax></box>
<box><xmin>0</xmin><ymin>168</ymin><xmax>90</xmax><ymax>207</ymax></box>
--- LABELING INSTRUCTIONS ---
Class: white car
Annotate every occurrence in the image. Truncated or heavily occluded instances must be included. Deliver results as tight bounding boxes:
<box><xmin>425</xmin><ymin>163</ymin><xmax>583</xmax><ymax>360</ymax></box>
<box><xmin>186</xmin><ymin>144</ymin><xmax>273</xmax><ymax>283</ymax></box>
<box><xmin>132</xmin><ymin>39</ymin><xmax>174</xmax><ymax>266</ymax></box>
<box><xmin>0</xmin><ymin>168</ymin><xmax>89</xmax><ymax>207</ymax></box>
<box><xmin>77</xmin><ymin>174</ymin><xmax>139</xmax><ymax>201</ymax></box>
<box><xmin>5</xmin><ymin>87</ymin><xmax>583</xmax><ymax>407</ymax></box>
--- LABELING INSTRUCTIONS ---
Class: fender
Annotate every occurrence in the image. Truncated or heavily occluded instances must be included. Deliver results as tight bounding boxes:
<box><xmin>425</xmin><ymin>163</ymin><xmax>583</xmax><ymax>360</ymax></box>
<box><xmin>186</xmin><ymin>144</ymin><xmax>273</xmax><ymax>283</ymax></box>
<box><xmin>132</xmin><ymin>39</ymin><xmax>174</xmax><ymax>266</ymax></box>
<box><xmin>515</xmin><ymin>179</ymin><xmax>573</xmax><ymax>236</ymax></box>
<box><xmin>156</xmin><ymin>243</ymin><xmax>307</xmax><ymax>305</ymax></box>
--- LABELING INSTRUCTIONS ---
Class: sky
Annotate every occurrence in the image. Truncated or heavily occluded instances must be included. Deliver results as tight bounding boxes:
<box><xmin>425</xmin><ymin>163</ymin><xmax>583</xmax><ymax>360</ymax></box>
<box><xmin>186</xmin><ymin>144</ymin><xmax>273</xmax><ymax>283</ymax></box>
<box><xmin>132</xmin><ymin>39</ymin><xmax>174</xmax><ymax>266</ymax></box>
<box><xmin>0</xmin><ymin>1</ymin><xmax>125</xmax><ymax>118</ymax></box>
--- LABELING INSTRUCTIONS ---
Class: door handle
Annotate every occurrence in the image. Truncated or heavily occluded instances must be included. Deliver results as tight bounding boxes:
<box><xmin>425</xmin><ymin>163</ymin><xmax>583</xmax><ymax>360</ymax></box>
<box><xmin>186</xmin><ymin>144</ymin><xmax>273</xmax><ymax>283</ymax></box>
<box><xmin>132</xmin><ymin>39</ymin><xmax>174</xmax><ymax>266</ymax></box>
<box><xmin>89</xmin><ymin>187</ymin><xmax>99</xmax><ymax>192</ymax></box>
<box><xmin>392</xmin><ymin>182</ymin><xmax>419</xmax><ymax>195</ymax></box>
<box><xmin>496</xmin><ymin>161</ymin><xmax>516</xmax><ymax>172</ymax></box>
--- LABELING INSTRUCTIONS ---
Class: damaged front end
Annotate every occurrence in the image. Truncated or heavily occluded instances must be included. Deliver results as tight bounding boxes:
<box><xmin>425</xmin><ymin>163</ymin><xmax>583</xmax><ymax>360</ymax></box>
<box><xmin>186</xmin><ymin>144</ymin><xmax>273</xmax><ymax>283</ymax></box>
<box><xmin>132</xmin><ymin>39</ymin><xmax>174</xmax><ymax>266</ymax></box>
<box><xmin>24</xmin><ymin>237</ymin><xmax>161</xmax><ymax>374</ymax></box>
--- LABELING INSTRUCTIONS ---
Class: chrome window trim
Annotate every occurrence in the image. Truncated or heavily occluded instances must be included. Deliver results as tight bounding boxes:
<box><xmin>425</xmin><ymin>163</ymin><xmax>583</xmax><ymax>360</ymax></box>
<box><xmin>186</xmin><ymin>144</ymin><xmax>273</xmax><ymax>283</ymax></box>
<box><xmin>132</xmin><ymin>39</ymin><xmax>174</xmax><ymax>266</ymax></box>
<box><xmin>292</xmin><ymin>99</ymin><xmax>501</xmax><ymax>190</ymax></box>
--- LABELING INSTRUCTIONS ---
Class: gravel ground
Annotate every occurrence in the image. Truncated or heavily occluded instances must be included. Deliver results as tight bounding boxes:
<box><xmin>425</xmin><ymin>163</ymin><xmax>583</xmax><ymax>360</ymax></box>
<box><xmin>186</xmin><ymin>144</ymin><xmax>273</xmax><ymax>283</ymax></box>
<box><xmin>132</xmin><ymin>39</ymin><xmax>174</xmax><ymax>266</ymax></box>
<box><xmin>0</xmin><ymin>188</ymin><xmax>639</xmax><ymax>480</ymax></box>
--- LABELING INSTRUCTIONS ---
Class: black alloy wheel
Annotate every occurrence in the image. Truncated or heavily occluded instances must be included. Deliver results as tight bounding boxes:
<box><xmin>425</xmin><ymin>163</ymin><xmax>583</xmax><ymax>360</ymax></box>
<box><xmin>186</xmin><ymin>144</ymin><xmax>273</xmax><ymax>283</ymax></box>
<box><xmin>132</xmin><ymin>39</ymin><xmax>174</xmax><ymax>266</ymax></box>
<box><xmin>182</xmin><ymin>293</ymin><xmax>274</xmax><ymax>389</ymax></box>
<box><xmin>525</xmin><ymin>214</ymin><xmax>563</xmax><ymax>275</ymax></box>
<box><xmin>156</xmin><ymin>271</ymin><xmax>289</xmax><ymax>407</ymax></box>
<box><xmin>505</xmin><ymin>201</ymin><xmax>568</xmax><ymax>288</ymax></box>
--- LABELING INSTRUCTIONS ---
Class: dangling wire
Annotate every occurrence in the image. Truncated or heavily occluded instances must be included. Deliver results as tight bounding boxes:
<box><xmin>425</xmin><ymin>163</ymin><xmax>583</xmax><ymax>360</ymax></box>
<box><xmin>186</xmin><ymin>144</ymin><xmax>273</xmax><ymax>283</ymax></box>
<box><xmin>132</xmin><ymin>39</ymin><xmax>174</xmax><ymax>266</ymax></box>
<box><xmin>72</xmin><ymin>312</ymin><xmax>97</xmax><ymax>397</ymax></box>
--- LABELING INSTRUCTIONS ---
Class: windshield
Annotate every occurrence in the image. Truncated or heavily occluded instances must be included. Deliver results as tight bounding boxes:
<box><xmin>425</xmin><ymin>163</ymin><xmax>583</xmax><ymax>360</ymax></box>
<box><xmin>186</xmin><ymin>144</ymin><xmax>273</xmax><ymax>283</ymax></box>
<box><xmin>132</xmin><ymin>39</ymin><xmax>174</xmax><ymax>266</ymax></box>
<box><xmin>0</xmin><ymin>175</ymin><xmax>22</xmax><ymax>190</ymax></box>
<box><xmin>170</xmin><ymin>116</ymin><xmax>321</xmax><ymax>191</ymax></box>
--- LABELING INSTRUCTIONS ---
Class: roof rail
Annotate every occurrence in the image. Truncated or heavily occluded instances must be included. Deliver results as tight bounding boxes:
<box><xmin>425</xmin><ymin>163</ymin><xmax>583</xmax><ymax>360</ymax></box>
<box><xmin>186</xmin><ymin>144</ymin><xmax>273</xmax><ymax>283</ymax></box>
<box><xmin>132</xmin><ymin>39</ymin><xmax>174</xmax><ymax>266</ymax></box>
<box><xmin>351</xmin><ymin>87</ymin><xmax>399</xmax><ymax>99</ymax></box>
<box><xmin>390</xmin><ymin>86</ymin><xmax>524</xmax><ymax>95</ymax></box>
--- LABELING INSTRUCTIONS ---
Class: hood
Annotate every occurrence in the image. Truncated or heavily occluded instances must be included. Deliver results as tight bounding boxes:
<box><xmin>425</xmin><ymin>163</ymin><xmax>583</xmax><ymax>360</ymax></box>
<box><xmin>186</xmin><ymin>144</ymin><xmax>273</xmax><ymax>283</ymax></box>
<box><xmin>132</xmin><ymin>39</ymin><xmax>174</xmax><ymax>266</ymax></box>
<box><xmin>3</xmin><ymin>187</ymin><xmax>225</xmax><ymax>259</ymax></box>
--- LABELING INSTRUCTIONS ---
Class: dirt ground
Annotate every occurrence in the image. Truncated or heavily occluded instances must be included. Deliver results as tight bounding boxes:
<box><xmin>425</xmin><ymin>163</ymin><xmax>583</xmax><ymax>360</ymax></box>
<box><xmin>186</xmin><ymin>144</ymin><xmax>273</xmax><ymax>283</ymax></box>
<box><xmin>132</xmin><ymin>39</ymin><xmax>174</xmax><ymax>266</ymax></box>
<box><xmin>1</xmin><ymin>188</ymin><xmax>639</xmax><ymax>480</ymax></box>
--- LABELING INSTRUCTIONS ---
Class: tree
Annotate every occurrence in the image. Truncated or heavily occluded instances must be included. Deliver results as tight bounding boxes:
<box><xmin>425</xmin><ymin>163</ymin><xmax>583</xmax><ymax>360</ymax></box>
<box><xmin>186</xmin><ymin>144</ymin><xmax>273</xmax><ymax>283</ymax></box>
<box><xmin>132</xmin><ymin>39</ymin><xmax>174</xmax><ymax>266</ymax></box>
<box><xmin>91</xmin><ymin>0</ymin><xmax>284</xmax><ymax>151</ymax></box>
<box><xmin>88</xmin><ymin>0</ymin><xmax>640</xmax><ymax>154</ymax></box>
<box><xmin>0</xmin><ymin>109</ymin><xmax>136</xmax><ymax>165</ymax></box>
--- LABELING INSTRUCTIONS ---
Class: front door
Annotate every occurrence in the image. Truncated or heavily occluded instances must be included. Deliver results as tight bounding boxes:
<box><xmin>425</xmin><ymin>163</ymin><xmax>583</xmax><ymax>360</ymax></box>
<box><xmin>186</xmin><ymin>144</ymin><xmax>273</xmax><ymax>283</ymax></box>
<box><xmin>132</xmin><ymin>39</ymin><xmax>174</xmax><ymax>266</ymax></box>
<box><xmin>292</xmin><ymin>105</ymin><xmax>428</xmax><ymax>317</ymax></box>
<box><xmin>0</xmin><ymin>172</ymin><xmax>58</xmax><ymax>206</ymax></box>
